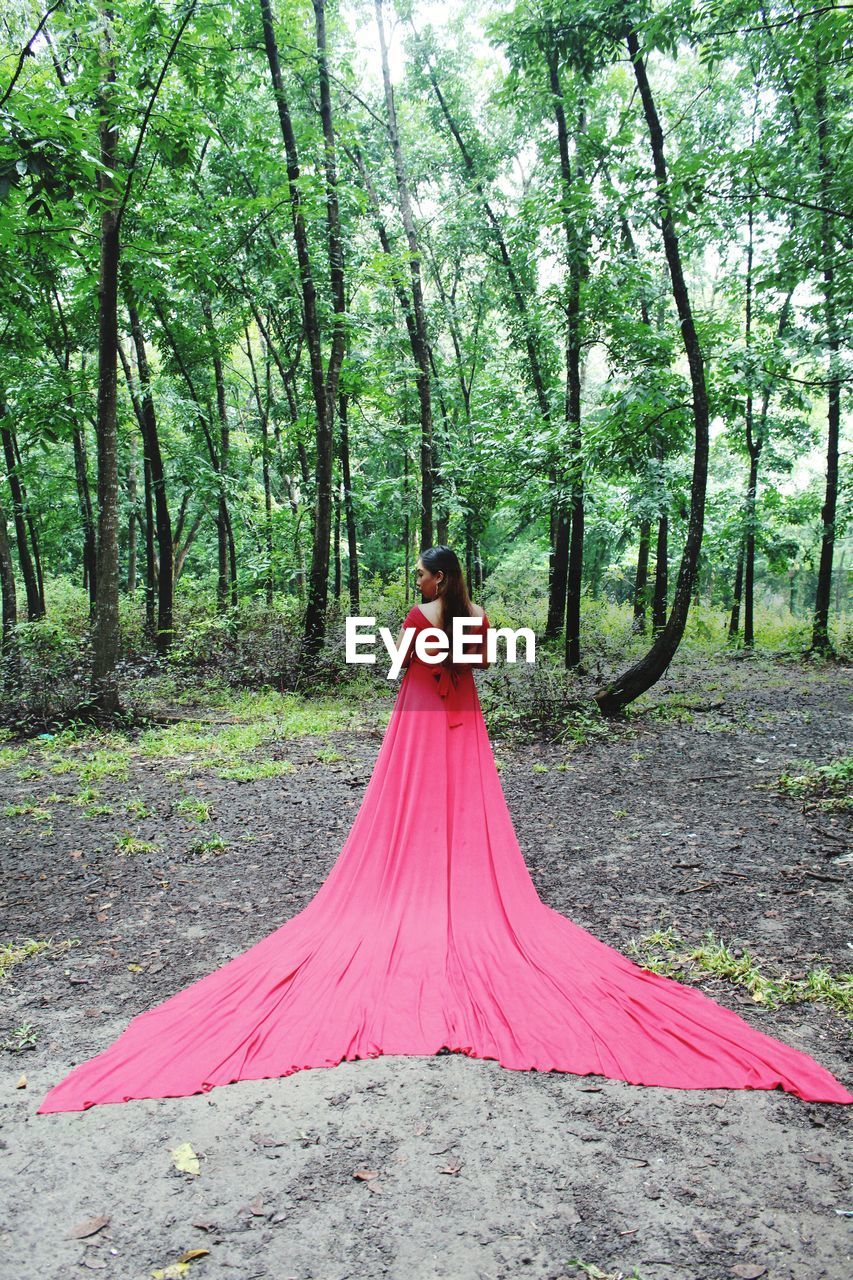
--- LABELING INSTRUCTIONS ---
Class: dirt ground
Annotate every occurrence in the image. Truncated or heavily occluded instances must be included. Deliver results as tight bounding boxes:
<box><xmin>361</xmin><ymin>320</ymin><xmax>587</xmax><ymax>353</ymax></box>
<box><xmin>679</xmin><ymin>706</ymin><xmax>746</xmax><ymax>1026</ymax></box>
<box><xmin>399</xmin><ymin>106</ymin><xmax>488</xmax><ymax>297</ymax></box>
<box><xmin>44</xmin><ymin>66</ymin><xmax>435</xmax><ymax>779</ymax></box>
<box><xmin>1</xmin><ymin>651</ymin><xmax>850</xmax><ymax>1280</ymax></box>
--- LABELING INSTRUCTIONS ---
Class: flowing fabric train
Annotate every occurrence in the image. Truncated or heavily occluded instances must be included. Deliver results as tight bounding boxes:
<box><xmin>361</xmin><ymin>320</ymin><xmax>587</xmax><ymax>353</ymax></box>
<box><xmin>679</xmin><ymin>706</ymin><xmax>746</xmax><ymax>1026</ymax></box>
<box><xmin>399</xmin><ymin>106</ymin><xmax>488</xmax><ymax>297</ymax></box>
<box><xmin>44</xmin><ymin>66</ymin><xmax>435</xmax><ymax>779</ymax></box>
<box><xmin>37</xmin><ymin>606</ymin><xmax>852</xmax><ymax>1112</ymax></box>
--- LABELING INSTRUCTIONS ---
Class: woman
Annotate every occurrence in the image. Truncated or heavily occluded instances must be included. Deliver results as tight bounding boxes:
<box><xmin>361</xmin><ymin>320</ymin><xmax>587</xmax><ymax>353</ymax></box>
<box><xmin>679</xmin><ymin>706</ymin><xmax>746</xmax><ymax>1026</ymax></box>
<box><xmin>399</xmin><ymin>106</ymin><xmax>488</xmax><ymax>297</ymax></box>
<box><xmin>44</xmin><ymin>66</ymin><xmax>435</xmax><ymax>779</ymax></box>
<box><xmin>37</xmin><ymin>546</ymin><xmax>851</xmax><ymax>1112</ymax></box>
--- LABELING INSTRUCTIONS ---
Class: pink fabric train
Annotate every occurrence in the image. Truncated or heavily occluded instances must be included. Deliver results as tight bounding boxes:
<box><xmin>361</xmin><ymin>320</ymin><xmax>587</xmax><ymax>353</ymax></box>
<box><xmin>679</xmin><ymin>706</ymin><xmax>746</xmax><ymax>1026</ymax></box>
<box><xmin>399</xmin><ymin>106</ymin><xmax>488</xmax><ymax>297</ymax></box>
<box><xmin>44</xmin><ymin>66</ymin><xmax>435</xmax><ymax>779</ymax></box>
<box><xmin>37</xmin><ymin>605</ymin><xmax>852</xmax><ymax>1113</ymax></box>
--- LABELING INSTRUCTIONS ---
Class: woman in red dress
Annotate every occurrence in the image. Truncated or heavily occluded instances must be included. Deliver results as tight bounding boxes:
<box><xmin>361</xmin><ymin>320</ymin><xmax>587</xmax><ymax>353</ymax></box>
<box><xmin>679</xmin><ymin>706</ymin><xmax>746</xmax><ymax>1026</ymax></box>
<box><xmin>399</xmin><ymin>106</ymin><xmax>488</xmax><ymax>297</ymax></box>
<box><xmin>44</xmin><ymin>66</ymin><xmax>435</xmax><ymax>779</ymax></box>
<box><xmin>37</xmin><ymin>546</ymin><xmax>851</xmax><ymax>1112</ymax></box>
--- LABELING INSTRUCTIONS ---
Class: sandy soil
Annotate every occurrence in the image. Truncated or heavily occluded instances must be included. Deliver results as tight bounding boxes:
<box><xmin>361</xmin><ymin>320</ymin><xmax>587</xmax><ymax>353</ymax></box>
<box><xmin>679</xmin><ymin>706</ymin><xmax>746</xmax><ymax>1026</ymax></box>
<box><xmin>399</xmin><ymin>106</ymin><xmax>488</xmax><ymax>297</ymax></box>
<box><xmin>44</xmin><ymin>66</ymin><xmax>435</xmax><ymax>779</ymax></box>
<box><xmin>1</xmin><ymin>652</ymin><xmax>850</xmax><ymax>1280</ymax></box>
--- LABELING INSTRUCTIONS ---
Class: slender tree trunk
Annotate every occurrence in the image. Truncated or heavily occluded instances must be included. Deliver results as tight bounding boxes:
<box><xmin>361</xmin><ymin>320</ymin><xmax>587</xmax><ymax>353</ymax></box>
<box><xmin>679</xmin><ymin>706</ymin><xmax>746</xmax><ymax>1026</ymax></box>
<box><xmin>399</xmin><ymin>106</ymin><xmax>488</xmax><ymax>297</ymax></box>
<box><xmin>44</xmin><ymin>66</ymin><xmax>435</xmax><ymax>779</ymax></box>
<box><xmin>595</xmin><ymin>31</ymin><xmax>710</xmax><ymax>714</ymax></box>
<box><xmin>376</xmin><ymin>0</ymin><xmax>433</xmax><ymax>548</ymax></box>
<box><xmin>651</xmin><ymin>513</ymin><xmax>668</xmax><ymax>635</ymax></box>
<box><xmin>91</xmin><ymin>11</ymin><xmax>121</xmax><ymax>714</ymax></box>
<box><xmin>333</xmin><ymin>474</ymin><xmax>341</xmax><ymax>600</ymax></box>
<box><xmin>811</xmin><ymin>65</ymin><xmax>840</xmax><ymax>654</ymax></box>
<box><xmin>128</xmin><ymin>301</ymin><xmax>174</xmax><ymax>649</ymax></box>
<box><xmin>72</xmin><ymin>425</ymin><xmax>97</xmax><ymax>614</ymax></box>
<box><xmin>142</xmin><ymin>453</ymin><xmax>156</xmax><ymax>635</ymax></box>
<box><xmin>0</xmin><ymin>492</ymin><xmax>18</xmax><ymax>661</ymax></box>
<box><xmin>246</xmin><ymin>325</ymin><xmax>275</xmax><ymax>606</ymax></box>
<box><xmin>127</xmin><ymin>447</ymin><xmax>137</xmax><ymax>592</ymax></box>
<box><xmin>338</xmin><ymin>389</ymin><xmax>359</xmax><ymax>611</ymax></box>
<box><xmin>260</xmin><ymin>0</ymin><xmax>334</xmax><ymax>653</ymax></box>
<box><xmin>0</xmin><ymin>418</ymin><xmax>43</xmax><ymax>620</ymax></box>
<box><xmin>633</xmin><ymin>519</ymin><xmax>651</xmax><ymax>633</ymax></box>
<box><xmin>743</xmin><ymin>451</ymin><xmax>759</xmax><ymax>648</ymax></box>
<box><xmin>547</xmin><ymin>488</ymin><xmax>570</xmax><ymax>638</ymax></box>
<box><xmin>14</xmin><ymin>432</ymin><xmax>46</xmax><ymax>616</ymax></box>
<box><xmin>729</xmin><ymin>535</ymin><xmax>745</xmax><ymax>640</ymax></box>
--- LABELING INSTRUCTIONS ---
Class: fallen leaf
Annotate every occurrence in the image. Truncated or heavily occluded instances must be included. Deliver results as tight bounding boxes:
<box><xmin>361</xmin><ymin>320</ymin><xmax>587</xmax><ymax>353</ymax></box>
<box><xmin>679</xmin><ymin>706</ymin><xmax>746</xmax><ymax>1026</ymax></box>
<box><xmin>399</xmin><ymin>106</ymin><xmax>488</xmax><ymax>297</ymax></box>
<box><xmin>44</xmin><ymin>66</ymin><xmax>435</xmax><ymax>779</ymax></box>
<box><xmin>68</xmin><ymin>1215</ymin><xmax>110</xmax><ymax>1240</ymax></box>
<box><xmin>127</xmin><ymin>963</ymin><xmax>143</xmax><ymax>973</ymax></box>
<box><xmin>190</xmin><ymin>1220</ymin><xmax>215</xmax><ymax>1231</ymax></box>
<box><xmin>177</xmin><ymin>1249</ymin><xmax>209</xmax><ymax>1263</ymax></box>
<box><xmin>353</xmin><ymin>1168</ymin><xmax>379</xmax><ymax>1180</ymax></box>
<box><xmin>171</xmin><ymin>1142</ymin><xmax>200</xmax><ymax>1175</ymax></box>
<box><xmin>439</xmin><ymin>1160</ymin><xmax>463</xmax><ymax>1175</ymax></box>
<box><xmin>239</xmin><ymin>1195</ymin><xmax>266</xmax><ymax>1217</ymax></box>
<box><xmin>804</xmin><ymin>1153</ymin><xmax>831</xmax><ymax>1166</ymax></box>
<box><xmin>366</xmin><ymin>1180</ymin><xmax>383</xmax><ymax>1193</ymax></box>
<box><xmin>693</xmin><ymin>1228</ymin><xmax>713</xmax><ymax>1247</ymax></box>
<box><xmin>16</xmin><ymin>1073</ymin><xmax>26</xmax><ymax>1089</ymax></box>
<box><xmin>250</xmin><ymin>1132</ymin><xmax>286</xmax><ymax>1148</ymax></box>
<box><xmin>151</xmin><ymin>1266</ymin><xmax>188</xmax><ymax>1279</ymax></box>
<box><xmin>731</xmin><ymin>1267</ymin><xmax>766</xmax><ymax>1279</ymax></box>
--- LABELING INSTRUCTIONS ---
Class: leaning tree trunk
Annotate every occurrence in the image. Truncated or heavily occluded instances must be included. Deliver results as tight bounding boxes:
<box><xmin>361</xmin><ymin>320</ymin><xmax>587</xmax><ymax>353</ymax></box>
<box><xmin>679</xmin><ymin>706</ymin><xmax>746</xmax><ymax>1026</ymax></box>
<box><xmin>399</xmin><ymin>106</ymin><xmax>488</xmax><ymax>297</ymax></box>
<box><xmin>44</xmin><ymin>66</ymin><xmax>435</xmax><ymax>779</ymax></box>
<box><xmin>594</xmin><ymin>30</ymin><xmax>710</xmax><ymax>715</ymax></box>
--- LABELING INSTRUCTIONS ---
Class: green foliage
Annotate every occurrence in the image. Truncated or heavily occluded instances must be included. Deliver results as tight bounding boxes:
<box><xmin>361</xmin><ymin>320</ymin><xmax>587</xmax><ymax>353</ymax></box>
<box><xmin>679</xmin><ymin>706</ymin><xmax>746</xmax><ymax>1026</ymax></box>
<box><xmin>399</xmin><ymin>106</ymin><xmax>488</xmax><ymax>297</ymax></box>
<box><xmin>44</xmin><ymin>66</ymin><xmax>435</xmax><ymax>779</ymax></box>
<box><xmin>776</xmin><ymin>757</ymin><xmax>852</xmax><ymax>813</ymax></box>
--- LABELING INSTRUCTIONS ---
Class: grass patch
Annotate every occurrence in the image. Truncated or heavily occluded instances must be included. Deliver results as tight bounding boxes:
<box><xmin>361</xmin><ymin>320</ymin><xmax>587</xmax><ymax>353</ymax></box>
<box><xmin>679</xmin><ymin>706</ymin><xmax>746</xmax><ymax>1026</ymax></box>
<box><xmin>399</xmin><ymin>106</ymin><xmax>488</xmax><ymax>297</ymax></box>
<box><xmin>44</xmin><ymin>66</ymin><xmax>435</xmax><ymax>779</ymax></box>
<box><xmin>175</xmin><ymin>795</ymin><xmax>212</xmax><ymax>822</ymax></box>
<box><xmin>4</xmin><ymin>800</ymin><xmax>52</xmax><ymax>822</ymax></box>
<box><xmin>114</xmin><ymin>832</ymin><xmax>161</xmax><ymax>856</ymax></box>
<box><xmin>775</xmin><ymin>756</ymin><xmax>852</xmax><ymax>813</ymax></box>
<box><xmin>628</xmin><ymin>927</ymin><xmax>852</xmax><ymax>1016</ymax></box>
<box><xmin>0</xmin><ymin>745</ymin><xmax>28</xmax><ymax>770</ymax></box>
<box><xmin>0</xmin><ymin>936</ymin><xmax>78</xmax><ymax>981</ymax></box>
<box><xmin>125</xmin><ymin>797</ymin><xmax>154</xmax><ymax>819</ymax></box>
<box><xmin>187</xmin><ymin>834</ymin><xmax>227</xmax><ymax>857</ymax></box>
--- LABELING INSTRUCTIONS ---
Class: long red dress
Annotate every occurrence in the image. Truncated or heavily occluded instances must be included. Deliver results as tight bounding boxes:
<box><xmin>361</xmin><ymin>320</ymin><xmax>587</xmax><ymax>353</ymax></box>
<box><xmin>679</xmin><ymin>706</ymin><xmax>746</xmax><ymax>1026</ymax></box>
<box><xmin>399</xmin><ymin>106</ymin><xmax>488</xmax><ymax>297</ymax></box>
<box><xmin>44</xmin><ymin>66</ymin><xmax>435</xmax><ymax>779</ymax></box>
<box><xmin>37</xmin><ymin>605</ymin><xmax>852</xmax><ymax>1113</ymax></box>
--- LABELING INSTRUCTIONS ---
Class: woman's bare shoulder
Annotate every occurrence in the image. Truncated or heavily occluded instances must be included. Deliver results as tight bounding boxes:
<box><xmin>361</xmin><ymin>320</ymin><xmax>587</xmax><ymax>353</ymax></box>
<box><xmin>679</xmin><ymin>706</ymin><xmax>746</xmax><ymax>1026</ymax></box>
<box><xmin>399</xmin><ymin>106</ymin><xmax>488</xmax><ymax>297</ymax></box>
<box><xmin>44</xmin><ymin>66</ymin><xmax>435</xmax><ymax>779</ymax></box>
<box><xmin>472</xmin><ymin>603</ymin><xmax>486</xmax><ymax>618</ymax></box>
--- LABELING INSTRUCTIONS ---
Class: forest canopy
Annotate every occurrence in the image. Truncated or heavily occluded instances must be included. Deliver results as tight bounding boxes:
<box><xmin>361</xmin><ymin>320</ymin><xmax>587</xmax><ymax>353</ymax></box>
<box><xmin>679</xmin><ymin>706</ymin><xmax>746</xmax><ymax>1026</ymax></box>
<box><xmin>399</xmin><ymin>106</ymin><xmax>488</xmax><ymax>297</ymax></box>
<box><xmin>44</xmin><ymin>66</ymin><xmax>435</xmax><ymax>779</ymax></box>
<box><xmin>0</xmin><ymin>0</ymin><xmax>849</xmax><ymax>725</ymax></box>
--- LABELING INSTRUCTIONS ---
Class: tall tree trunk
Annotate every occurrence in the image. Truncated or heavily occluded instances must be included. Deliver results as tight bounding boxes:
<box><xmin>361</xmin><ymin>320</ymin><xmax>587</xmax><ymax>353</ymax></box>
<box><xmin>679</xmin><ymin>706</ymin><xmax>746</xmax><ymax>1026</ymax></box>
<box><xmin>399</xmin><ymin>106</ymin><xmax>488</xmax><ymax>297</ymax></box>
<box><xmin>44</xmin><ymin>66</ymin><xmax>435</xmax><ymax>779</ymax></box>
<box><xmin>246</xmin><ymin>324</ymin><xmax>275</xmax><ymax>606</ymax></box>
<box><xmin>546</xmin><ymin>53</ymin><xmax>587</xmax><ymax>669</ymax></box>
<box><xmin>811</xmin><ymin>65</ymin><xmax>840</xmax><ymax>654</ymax></box>
<box><xmin>376</xmin><ymin>0</ymin><xmax>433</xmax><ymax>548</ymax></box>
<box><xmin>260</xmin><ymin>0</ymin><xmax>334</xmax><ymax>654</ymax></box>
<box><xmin>91</xmin><ymin>10</ymin><xmax>121</xmax><ymax>715</ymax></box>
<box><xmin>72</xmin><ymin>425</ymin><xmax>97</xmax><ymax>614</ymax></box>
<box><xmin>0</xmin><ymin>418</ymin><xmax>43</xmax><ymax>620</ymax></box>
<box><xmin>418</xmin><ymin>43</ymin><xmax>564</xmax><ymax>619</ymax></box>
<box><xmin>142</xmin><ymin>453</ymin><xmax>156</xmax><ymax>635</ymax></box>
<box><xmin>14</xmin><ymin>432</ymin><xmax>46</xmax><ymax>615</ymax></box>
<box><xmin>127</xmin><ymin>447</ymin><xmax>137</xmax><ymax>592</ymax></box>
<box><xmin>547</xmin><ymin>487</ymin><xmax>570</xmax><ymax>638</ymax></box>
<box><xmin>595</xmin><ymin>30</ymin><xmax>710</xmax><ymax>714</ymax></box>
<box><xmin>728</xmin><ymin>535</ymin><xmax>745</xmax><ymax>640</ymax></box>
<box><xmin>338</xmin><ymin>389</ymin><xmax>360</xmax><ymax>611</ymax></box>
<box><xmin>203</xmin><ymin>299</ymin><xmax>235</xmax><ymax>612</ymax></box>
<box><xmin>333</xmin><ymin>474</ymin><xmax>341</xmax><ymax>600</ymax></box>
<box><xmin>128</xmin><ymin>302</ymin><xmax>174</xmax><ymax>648</ymax></box>
<box><xmin>0</xmin><ymin>492</ymin><xmax>18</xmax><ymax>664</ymax></box>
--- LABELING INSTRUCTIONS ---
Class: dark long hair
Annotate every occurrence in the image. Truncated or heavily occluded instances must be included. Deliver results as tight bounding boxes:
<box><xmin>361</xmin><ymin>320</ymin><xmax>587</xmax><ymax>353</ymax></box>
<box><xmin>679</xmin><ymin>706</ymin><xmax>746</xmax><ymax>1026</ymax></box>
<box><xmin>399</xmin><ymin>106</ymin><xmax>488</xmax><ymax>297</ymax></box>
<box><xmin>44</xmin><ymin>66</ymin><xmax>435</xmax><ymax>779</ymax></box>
<box><xmin>420</xmin><ymin>545</ymin><xmax>475</xmax><ymax>672</ymax></box>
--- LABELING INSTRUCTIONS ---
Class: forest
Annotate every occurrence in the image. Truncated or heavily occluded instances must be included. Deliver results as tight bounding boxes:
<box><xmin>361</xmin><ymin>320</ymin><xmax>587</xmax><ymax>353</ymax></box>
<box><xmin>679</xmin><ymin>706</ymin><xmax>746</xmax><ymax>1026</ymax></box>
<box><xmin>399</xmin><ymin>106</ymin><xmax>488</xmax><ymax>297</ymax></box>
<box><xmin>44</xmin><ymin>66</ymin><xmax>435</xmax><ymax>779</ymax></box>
<box><xmin>0</xmin><ymin>0</ymin><xmax>849</xmax><ymax>727</ymax></box>
<box><xmin>2</xmin><ymin>5</ymin><xmax>853</xmax><ymax>1278</ymax></box>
